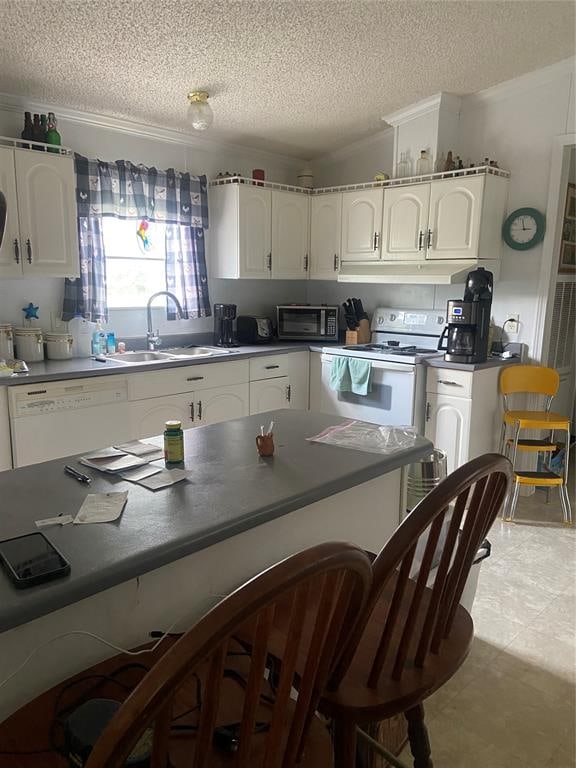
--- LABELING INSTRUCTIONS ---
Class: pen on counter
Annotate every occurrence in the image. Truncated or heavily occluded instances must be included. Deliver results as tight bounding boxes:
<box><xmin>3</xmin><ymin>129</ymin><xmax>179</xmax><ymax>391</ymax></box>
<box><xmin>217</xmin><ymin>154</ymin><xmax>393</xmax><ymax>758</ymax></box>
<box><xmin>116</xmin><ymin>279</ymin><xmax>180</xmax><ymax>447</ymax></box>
<box><xmin>260</xmin><ymin>425</ymin><xmax>264</xmax><ymax>436</ymax></box>
<box><xmin>64</xmin><ymin>465</ymin><xmax>92</xmax><ymax>484</ymax></box>
<box><xmin>267</xmin><ymin>421</ymin><xmax>274</xmax><ymax>435</ymax></box>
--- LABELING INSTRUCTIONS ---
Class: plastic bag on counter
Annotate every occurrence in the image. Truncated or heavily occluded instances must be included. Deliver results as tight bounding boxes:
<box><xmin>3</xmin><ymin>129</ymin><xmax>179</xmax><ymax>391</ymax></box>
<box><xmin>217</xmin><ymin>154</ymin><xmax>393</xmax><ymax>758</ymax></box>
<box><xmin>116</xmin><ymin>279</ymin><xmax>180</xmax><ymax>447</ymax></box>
<box><xmin>307</xmin><ymin>420</ymin><xmax>418</xmax><ymax>455</ymax></box>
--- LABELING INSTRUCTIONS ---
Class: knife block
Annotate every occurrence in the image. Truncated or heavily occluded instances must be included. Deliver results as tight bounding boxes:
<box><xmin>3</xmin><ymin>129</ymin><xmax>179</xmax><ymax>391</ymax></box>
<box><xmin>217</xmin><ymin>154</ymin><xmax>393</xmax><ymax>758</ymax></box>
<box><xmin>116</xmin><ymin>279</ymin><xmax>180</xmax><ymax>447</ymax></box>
<box><xmin>345</xmin><ymin>320</ymin><xmax>370</xmax><ymax>346</ymax></box>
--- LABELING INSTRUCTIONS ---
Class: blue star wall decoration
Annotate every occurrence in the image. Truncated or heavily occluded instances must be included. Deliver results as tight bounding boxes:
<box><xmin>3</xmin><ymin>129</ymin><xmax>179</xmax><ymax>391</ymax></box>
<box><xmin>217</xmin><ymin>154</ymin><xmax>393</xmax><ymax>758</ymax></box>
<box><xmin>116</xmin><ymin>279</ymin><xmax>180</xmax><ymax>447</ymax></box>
<box><xmin>22</xmin><ymin>302</ymin><xmax>39</xmax><ymax>320</ymax></box>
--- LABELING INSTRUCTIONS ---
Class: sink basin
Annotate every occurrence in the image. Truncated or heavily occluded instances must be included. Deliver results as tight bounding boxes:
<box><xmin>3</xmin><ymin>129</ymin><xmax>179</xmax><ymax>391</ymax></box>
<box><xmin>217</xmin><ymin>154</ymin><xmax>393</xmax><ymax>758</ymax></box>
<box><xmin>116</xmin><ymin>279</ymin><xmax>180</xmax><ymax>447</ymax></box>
<box><xmin>108</xmin><ymin>351</ymin><xmax>174</xmax><ymax>362</ymax></box>
<box><xmin>166</xmin><ymin>346</ymin><xmax>231</xmax><ymax>357</ymax></box>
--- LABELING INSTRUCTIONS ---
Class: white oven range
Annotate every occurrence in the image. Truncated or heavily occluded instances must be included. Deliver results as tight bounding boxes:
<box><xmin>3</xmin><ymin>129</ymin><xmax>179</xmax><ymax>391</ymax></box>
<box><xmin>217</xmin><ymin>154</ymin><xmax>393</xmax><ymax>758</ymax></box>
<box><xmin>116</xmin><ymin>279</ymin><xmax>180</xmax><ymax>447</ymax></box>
<box><xmin>320</xmin><ymin>307</ymin><xmax>445</xmax><ymax>432</ymax></box>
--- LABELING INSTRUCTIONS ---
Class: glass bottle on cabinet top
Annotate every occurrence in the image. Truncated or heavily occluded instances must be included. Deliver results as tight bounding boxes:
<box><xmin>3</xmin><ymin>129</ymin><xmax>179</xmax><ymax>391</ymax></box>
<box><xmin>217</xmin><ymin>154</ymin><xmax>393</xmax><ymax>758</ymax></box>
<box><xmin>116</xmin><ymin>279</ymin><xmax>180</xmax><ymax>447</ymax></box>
<box><xmin>396</xmin><ymin>152</ymin><xmax>409</xmax><ymax>177</ymax></box>
<box><xmin>416</xmin><ymin>150</ymin><xmax>432</xmax><ymax>175</ymax></box>
<box><xmin>46</xmin><ymin>112</ymin><xmax>61</xmax><ymax>152</ymax></box>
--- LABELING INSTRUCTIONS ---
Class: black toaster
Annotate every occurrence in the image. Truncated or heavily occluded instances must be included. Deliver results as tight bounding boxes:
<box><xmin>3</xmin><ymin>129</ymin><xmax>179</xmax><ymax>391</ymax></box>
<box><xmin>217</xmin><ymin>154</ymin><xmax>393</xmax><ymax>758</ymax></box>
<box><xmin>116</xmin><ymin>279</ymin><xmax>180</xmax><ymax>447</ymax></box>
<box><xmin>236</xmin><ymin>316</ymin><xmax>274</xmax><ymax>344</ymax></box>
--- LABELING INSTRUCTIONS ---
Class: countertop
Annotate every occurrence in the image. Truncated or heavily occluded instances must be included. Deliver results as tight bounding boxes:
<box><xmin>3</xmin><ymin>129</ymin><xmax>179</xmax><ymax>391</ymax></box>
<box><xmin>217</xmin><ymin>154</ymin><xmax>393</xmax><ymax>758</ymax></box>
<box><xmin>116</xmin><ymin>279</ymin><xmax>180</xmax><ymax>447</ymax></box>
<box><xmin>0</xmin><ymin>343</ymin><xmax>313</xmax><ymax>387</ymax></box>
<box><xmin>311</xmin><ymin>346</ymin><xmax>521</xmax><ymax>371</ymax></box>
<box><xmin>0</xmin><ymin>409</ymin><xmax>432</xmax><ymax>633</ymax></box>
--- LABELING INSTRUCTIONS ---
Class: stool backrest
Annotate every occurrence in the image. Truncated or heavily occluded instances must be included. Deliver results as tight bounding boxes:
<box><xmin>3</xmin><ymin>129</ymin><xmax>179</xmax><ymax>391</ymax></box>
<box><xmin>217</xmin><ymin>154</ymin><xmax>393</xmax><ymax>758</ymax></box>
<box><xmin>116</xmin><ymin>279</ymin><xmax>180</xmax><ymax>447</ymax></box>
<box><xmin>500</xmin><ymin>365</ymin><xmax>559</xmax><ymax>397</ymax></box>
<box><xmin>85</xmin><ymin>542</ymin><xmax>372</xmax><ymax>768</ymax></box>
<box><xmin>330</xmin><ymin>454</ymin><xmax>512</xmax><ymax>690</ymax></box>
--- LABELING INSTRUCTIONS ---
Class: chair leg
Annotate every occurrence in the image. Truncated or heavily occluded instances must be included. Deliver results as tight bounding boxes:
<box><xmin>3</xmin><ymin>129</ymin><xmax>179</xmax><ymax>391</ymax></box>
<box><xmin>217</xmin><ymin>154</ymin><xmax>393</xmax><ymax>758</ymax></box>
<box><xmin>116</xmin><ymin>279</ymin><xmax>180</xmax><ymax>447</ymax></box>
<box><xmin>332</xmin><ymin>717</ymin><xmax>358</xmax><ymax>768</ymax></box>
<box><xmin>507</xmin><ymin>482</ymin><xmax>521</xmax><ymax>522</ymax></box>
<box><xmin>560</xmin><ymin>485</ymin><xmax>573</xmax><ymax>525</ymax></box>
<box><xmin>405</xmin><ymin>704</ymin><xmax>433</xmax><ymax>768</ymax></box>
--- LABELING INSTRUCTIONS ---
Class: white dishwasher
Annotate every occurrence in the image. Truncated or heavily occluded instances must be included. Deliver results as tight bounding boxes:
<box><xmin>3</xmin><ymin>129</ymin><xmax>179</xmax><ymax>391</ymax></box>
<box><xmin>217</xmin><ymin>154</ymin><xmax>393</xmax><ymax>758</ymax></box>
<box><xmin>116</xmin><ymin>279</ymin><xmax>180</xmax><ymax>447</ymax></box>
<box><xmin>9</xmin><ymin>376</ymin><xmax>131</xmax><ymax>467</ymax></box>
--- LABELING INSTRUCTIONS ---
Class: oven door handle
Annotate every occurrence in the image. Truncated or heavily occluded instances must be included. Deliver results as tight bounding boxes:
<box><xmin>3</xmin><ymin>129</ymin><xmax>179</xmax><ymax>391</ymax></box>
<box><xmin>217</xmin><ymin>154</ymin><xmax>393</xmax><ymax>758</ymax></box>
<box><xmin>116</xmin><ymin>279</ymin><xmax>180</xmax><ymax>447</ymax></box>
<box><xmin>321</xmin><ymin>354</ymin><xmax>415</xmax><ymax>373</ymax></box>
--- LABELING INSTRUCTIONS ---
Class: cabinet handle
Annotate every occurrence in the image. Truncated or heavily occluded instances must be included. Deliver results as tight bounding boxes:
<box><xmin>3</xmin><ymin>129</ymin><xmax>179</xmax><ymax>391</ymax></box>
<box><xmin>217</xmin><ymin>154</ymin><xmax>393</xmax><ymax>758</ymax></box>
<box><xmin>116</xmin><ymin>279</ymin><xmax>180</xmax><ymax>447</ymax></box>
<box><xmin>418</xmin><ymin>231</ymin><xmax>424</xmax><ymax>251</ymax></box>
<box><xmin>304</xmin><ymin>254</ymin><xmax>309</xmax><ymax>271</ymax></box>
<box><xmin>286</xmin><ymin>384</ymin><xmax>291</xmax><ymax>402</ymax></box>
<box><xmin>266</xmin><ymin>253</ymin><xmax>272</xmax><ymax>271</ymax></box>
<box><xmin>373</xmin><ymin>231</ymin><xmax>380</xmax><ymax>251</ymax></box>
<box><xmin>333</xmin><ymin>254</ymin><xmax>339</xmax><ymax>271</ymax></box>
<box><xmin>426</xmin><ymin>402</ymin><xmax>431</xmax><ymax>422</ymax></box>
<box><xmin>13</xmin><ymin>238</ymin><xmax>19</xmax><ymax>264</ymax></box>
<box><xmin>186</xmin><ymin>376</ymin><xmax>204</xmax><ymax>381</ymax></box>
<box><xmin>427</xmin><ymin>229</ymin><xmax>432</xmax><ymax>249</ymax></box>
<box><xmin>198</xmin><ymin>400</ymin><xmax>202</xmax><ymax>420</ymax></box>
<box><xmin>26</xmin><ymin>238</ymin><xmax>32</xmax><ymax>264</ymax></box>
<box><xmin>437</xmin><ymin>379</ymin><xmax>463</xmax><ymax>387</ymax></box>
<box><xmin>265</xmin><ymin>364</ymin><xmax>280</xmax><ymax>370</ymax></box>
<box><xmin>190</xmin><ymin>402</ymin><xmax>195</xmax><ymax>421</ymax></box>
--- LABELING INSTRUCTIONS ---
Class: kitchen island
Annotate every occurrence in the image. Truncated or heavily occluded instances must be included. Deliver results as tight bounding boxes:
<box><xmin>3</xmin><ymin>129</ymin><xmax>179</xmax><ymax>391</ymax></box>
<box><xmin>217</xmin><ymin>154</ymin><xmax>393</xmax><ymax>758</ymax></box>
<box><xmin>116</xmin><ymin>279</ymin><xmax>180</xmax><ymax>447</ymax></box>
<box><xmin>0</xmin><ymin>409</ymin><xmax>432</xmax><ymax>720</ymax></box>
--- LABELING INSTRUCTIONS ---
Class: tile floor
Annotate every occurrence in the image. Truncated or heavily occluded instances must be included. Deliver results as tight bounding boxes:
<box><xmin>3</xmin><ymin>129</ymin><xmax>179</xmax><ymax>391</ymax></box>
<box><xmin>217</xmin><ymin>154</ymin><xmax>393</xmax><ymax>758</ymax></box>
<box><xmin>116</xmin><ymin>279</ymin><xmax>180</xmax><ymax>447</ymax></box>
<box><xmin>400</xmin><ymin>476</ymin><xmax>576</xmax><ymax>767</ymax></box>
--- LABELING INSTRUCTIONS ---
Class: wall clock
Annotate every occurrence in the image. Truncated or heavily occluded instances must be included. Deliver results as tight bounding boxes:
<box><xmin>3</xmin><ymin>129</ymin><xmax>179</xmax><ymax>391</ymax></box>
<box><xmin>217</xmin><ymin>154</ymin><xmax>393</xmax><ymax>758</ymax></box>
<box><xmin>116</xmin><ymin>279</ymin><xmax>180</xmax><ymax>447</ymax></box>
<box><xmin>502</xmin><ymin>207</ymin><xmax>546</xmax><ymax>250</ymax></box>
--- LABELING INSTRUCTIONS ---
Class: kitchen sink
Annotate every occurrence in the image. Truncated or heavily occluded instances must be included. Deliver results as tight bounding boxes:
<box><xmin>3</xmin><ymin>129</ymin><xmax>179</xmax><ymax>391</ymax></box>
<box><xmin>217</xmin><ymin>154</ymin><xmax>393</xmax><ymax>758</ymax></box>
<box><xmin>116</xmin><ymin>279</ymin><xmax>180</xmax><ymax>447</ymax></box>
<box><xmin>166</xmin><ymin>346</ymin><xmax>231</xmax><ymax>357</ymax></box>
<box><xmin>107</xmin><ymin>351</ymin><xmax>175</xmax><ymax>362</ymax></box>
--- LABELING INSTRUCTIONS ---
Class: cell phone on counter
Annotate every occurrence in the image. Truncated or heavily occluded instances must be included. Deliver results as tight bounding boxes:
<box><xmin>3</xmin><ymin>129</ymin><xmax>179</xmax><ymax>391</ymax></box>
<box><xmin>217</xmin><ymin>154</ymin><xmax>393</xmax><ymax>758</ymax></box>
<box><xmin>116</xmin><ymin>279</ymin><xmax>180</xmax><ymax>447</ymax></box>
<box><xmin>0</xmin><ymin>532</ymin><xmax>70</xmax><ymax>588</ymax></box>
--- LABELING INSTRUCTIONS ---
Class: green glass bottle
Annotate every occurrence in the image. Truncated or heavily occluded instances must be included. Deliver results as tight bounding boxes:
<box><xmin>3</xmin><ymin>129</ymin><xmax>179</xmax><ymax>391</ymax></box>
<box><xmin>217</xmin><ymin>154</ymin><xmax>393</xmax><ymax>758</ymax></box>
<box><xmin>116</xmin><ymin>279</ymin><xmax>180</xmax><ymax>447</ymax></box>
<box><xmin>46</xmin><ymin>112</ymin><xmax>61</xmax><ymax>153</ymax></box>
<box><xmin>39</xmin><ymin>114</ymin><xmax>48</xmax><ymax>144</ymax></box>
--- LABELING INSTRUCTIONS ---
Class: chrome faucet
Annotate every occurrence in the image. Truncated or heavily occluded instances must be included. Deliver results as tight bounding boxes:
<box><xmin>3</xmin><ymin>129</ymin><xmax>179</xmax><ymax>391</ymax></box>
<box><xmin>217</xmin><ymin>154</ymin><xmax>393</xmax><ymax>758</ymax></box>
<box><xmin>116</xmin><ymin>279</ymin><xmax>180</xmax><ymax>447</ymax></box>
<box><xmin>146</xmin><ymin>291</ymin><xmax>184</xmax><ymax>350</ymax></box>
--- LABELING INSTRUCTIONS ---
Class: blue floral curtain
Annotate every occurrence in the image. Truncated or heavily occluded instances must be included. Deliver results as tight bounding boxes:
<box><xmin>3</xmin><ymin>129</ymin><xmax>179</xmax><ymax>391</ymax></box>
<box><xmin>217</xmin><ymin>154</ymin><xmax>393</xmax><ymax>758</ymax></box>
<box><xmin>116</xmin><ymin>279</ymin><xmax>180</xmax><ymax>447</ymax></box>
<box><xmin>62</xmin><ymin>155</ymin><xmax>210</xmax><ymax>321</ymax></box>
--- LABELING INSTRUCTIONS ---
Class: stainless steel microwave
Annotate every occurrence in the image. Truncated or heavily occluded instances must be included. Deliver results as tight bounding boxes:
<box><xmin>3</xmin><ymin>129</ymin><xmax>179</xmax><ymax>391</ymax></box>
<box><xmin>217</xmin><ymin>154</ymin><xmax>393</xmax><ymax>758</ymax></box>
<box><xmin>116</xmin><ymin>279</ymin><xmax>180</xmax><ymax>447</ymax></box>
<box><xmin>276</xmin><ymin>305</ymin><xmax>339</xmax><ymax>341</ymax></box>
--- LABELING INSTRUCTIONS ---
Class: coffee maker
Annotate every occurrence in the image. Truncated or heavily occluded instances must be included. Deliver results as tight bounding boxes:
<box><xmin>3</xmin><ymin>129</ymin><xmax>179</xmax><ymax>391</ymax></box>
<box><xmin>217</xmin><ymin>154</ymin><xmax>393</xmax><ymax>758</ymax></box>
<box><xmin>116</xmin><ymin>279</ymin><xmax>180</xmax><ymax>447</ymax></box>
<box><xmin>213</xmin><ymin>303</ymin><xmax>238</xmax><ymax>347</ymax></box>
<box><xmin>438</xmin><ymin>267</ymin><xmax>493</xmax><ymax>364</ymax></box>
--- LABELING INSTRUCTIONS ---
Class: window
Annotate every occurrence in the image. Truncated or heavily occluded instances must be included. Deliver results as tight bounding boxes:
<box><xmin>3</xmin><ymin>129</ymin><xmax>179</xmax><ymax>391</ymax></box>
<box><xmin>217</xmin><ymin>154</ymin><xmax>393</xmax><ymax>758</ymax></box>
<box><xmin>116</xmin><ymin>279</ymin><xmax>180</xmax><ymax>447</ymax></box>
<box><xmin>102</xmin><ymin>218</ymin><xmax>167</xmax><ymax>308</ymax></box>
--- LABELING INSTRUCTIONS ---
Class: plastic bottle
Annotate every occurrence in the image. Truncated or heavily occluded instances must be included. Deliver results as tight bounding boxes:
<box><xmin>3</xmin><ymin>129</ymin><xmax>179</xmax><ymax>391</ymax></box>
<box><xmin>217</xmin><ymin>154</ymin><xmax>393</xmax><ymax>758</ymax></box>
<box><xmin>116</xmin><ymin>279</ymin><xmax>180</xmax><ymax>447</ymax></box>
<box><xmin>164</xmin><ymin>421</ymin><xmax>184</xmax><ymax>464</ymax></box>
<box><xmin>106</xmin><ymin>332</ymin><xmax>116</xmax><ymax>354</ymax></box>
<box><xmin>68</xmin><ymin>314</ymin><xmax>97</xmax><ymax>358</ymax></box>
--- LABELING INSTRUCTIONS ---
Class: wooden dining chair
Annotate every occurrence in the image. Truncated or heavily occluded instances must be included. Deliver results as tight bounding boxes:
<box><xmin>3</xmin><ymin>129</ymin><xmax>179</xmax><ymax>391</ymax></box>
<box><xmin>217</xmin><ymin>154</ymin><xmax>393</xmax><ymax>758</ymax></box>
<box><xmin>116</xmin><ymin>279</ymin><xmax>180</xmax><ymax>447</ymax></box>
<box><xmin>83</xmin><ymin>541</ymin><xmax>373</xmax><ymax>768</ymax></box>
<box><xmin>322</xmin><ymin>453</ymin><xmax>512</xmax><ymax>768</ymax></box>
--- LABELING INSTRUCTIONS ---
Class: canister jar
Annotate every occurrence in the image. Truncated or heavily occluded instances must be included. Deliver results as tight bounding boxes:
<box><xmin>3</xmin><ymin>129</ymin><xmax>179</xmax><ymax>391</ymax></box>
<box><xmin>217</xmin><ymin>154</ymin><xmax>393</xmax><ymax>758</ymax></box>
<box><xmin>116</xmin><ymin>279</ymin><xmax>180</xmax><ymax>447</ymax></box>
<box><xmin>45</xmin><ymin>332</ymin><xmax>74</xmax><ymax>360</ymax></box>
<box><xmin>14</xmin><ymin>327</ymin><xmax>44</xmax><ymax>362</ymax></box>
<box><xmin>0</xmin><ymin>324</ymin><xmax>14</xmax><ymax>360</ymax></box>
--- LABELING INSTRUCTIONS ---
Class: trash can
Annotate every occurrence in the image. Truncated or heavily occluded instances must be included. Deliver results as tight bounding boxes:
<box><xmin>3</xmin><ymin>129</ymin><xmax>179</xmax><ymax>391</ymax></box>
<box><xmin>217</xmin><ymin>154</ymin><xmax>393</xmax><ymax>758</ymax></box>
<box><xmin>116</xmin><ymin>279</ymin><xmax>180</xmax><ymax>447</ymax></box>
<box><xmin>407</xmin><ymin>449</ymin><xmax>447</xmax><ymax>512</ymax></box>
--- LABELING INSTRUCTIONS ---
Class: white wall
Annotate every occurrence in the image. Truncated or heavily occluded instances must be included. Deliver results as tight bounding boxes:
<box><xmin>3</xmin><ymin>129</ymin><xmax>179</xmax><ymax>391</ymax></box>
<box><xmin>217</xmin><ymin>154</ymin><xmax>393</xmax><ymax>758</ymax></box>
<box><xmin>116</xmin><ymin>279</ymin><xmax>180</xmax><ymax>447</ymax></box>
<box><xmin>308</xmin><ymin>58</ymin><xmax>576</xmax><ymax>358</ymax></box>
<box><xmin>0</xmin><ymin>98</ymin><xmax>307</xmax><ymax>339</ymax></box>
<box><xmin>312</xmin><ymin>129</ymin><xmax>394</xmax><ymax>187</ymax></box>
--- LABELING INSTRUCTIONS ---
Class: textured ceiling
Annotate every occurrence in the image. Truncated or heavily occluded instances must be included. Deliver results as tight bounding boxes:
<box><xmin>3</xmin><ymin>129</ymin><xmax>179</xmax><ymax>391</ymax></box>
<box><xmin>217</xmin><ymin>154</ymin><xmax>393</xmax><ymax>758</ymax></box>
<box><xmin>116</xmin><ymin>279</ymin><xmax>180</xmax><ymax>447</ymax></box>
<box><xmin>0</xmin><ymin>0</ymin><xmax>573</xmax><ymax>159</ymax></box>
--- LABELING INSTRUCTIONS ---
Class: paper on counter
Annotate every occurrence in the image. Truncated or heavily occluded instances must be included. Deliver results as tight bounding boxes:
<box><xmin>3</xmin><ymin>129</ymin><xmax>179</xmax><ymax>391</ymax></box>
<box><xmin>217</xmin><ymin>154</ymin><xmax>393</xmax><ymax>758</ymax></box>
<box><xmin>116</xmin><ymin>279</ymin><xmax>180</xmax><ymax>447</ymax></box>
<box><xmin>119</xmin><ymin>464</ymin><xmax>163</xmax><ymax>482</ymax></box>
<box><xmin>82</xmin><ymin>447</ymin><xmax>126</xmax><ymax>460</ymax></box>
<box><xmin>137</xmin><ymin>469</ymin><xmax>189</xmax><ymax>490</ymax></box>
<box><xmin>74</xmin><ymin>491</ymin><xmax>128</xmax><ymax>524</ymax></box>
<box><xmin>35</xmin><ymin>514</ymin><xmax>74</xmax><ymax>528</ymax></box>
<box><xmin>115</xmin><ymin>441</ymin><xmax>162</xmax><ymax>457</ymax></box>
<box><xmin>80</xmin><ymin>454</ymin><xmax>147</xmax><ymax>473</ymax></box>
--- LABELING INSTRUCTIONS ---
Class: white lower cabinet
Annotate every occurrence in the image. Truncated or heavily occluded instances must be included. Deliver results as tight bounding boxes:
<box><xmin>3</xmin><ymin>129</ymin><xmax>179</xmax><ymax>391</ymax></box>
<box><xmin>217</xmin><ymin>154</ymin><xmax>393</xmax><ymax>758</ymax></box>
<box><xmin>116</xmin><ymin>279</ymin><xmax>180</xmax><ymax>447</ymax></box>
<box><xmin>424</xmin><ymin>366</ymin><xmax>502</xmax><ymax>476</ymax></box>
<box><xmin>250</xmin><ymin>376</ymin><xmax>291</xmax><ymax>415</ymax></box>
<box><xmin>0</xmin><ymin>387</ymin><xmax>12</xmax><ymax>471</ymax></box>
<box><xmin>130</xmin><ymin>384</ymin><xmax>249</xmax><ymax>439</ymax></box>
<box><xmin>309</xmin><ymin>352</ymin><xmax>323</xmax><ymax>412</ymax></box>
<box><xmin>424</xmin><ymin>393</ymin><xmax>472</xmax><ymax>476</ymax></box>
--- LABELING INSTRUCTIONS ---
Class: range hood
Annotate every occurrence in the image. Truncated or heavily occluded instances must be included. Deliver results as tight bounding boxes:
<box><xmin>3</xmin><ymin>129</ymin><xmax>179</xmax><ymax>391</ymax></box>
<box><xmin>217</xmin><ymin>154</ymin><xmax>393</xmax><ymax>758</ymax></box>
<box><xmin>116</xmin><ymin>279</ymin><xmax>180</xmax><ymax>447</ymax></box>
<box><xmin>338</xmin><ymin>260</ymin><xmax>500</xmax><ymax>285</ymax></box>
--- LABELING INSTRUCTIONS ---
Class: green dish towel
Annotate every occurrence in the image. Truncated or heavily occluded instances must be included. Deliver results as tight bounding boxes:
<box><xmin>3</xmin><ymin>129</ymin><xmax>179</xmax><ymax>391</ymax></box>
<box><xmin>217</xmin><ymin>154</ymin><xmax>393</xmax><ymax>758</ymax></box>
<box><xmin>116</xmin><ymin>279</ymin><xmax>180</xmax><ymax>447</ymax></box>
<box><xmin>329</xmin><ymin>356</ymin><xmax>352</xmax><ymax>392</ymax></box>
<box><xmin>348</xmin><ymin>358</ymin><xmax>373</xmax><ymax>395</ymax></box>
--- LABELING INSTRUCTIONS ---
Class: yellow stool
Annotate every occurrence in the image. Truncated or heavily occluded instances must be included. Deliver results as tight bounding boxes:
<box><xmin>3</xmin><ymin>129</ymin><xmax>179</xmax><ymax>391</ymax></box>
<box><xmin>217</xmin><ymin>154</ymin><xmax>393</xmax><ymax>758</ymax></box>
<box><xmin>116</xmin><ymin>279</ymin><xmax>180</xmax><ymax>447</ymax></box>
<box><xmin>499</xmin><ymin>366</ymin><xmax>572</xmax><ymax>524</ymax></box>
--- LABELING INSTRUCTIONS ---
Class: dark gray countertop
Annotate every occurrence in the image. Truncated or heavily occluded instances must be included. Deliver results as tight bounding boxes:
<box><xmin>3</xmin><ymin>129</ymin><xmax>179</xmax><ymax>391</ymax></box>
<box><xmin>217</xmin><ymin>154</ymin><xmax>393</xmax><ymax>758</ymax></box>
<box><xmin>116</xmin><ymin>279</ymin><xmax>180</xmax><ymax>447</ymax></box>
<box><xmin>0</xmin><ymin>409</ymin><xmax>432</xmax><ymax>633</ymax></box>
<box><xmin>424</xmin><ymin>355</ymin><xmax>521</xmax><ymax>371</ymax></box>
<box><xmin>1</xmin><ymin>343</ymin><xmax>311</xmax><ymax>387</ymax></box>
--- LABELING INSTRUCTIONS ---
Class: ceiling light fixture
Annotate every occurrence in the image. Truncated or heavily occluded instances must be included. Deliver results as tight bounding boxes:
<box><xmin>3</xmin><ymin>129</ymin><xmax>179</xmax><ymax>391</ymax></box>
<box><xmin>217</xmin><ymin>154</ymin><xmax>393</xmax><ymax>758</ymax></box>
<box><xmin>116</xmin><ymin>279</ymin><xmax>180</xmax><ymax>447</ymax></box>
<box><xmin>187</xmin><ymin>91</ymin><xmax>214</xmax><ymax>131</ymax></box>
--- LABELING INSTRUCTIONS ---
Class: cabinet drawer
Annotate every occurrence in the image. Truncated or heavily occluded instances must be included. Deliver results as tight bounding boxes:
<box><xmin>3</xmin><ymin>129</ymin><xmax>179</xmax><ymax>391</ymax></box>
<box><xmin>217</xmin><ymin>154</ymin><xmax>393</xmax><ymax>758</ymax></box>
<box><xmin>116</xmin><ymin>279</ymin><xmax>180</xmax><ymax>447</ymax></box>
<box><xmin>128</xmin><ymin>360</ymin><xmax>249</xmax><ymax>400</ymax></box>
<box><xmin>426</xmin><ymin>368</ymin><xmax>473</xmax><ymax>397</ymax></box>
<box><xmin>249</xmin><ymin>354</ymin><xmax>291</xmax><ymax>381</ymax></box>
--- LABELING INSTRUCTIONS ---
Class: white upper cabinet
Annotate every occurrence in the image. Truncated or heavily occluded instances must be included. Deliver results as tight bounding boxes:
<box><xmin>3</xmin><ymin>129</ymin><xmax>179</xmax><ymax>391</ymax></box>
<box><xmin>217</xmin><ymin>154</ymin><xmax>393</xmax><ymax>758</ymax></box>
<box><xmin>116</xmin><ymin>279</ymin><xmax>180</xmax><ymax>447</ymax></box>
<box><xmin>0</xmin><ymin>147</ymin><xmax>79</xmax><ymax>278</ymax></box>
<box><xmin>381</xmin><ymin>185</ymin><xmax>430</xmax><ymax>262</ymax></box>
<box><xmin>310</xmin><ymin>193</ymin><xmax>341</xmax><ymax>280</ymax></box>
<box><xmin>209</xmin><ymin>184</ymin><xmax>309</xmax><ymax>280</ymax></box>
<box><xmin>271</xmin><ymin>191</ymin><xmax>309</xmax><ymax>279</ymax></box>
<box><xmin>0</xmin><ymin>147</ymin><xmax>21</xmax><ymax>277</ymax></box>
<box><xmin>426</xmin><ymin>176</ymin><xmax>483</xmax><ymax>260</ymax></box>
<box><xmin>14</xmin><ymin>150</ymin><xmax>79</xmax><ymax>277</ymax></box>
<box><xmin>238</xmin><ymin>186</ymin><xmax>272</xmax><ymax>278</ymax></box>
<box><xmin>341</xmin><ymin>188</ymin><xmax>383</xmax><ymax>261</ymax></box>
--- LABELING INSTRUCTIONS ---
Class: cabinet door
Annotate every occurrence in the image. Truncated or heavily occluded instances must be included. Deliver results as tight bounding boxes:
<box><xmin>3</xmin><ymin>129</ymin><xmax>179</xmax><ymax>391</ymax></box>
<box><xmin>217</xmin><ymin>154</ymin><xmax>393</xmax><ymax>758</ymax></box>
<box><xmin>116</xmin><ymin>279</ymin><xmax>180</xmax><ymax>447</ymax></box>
<box><xmin>427</xmin><ymin>176</ymin><xmax>483</xmax><ymax>260</ymax></box>
<box><xmin>129</xmin><ymin>392</ymin><xmax>196</xmax><ymax>440</ymax></box>
<box><xmin>250</xmin><ymin>376</ymin><xmax>291</xmax><ymax>415</ymax></box>
<box><xmin>310</xmin><ymin>194</ymin><xmax>341</xmax><ymax>280</ymax></box>
<box><xmin>14</xmin><ymin>151</ymin><xmax>80</xmax><ymax>277</ymax></box>
<box><xmin>381</xmin><ymin>184</ymin><xmax>430</xmax><ymax>261</ymax></box>
<box><xmin>341</xmin><ymin>188</ymin><xmax>383</xmax><ymax>261</ymax></box>
<box><xmin>424</xmin><ymin>393</ymin><xmax>472</xmax><ymax>476</ymax></box>
<box><xmin>271</xmin><ymin>191</ymin><xmax>309</xmax><ymax>279</ymax></box>
<box><xmin>196</xmin><ymin>383</ymin><xmax>249</xmax><ymax>426</ymax></box>
<box><xmin>0</xmin><ymin>147</ymin><xmax>22</xmax><ymax>277</ymax></box>
<box><xmin>238</xmin><ymin>186</ymin><xmax>272</xmax><ymax>278</ymax></box>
